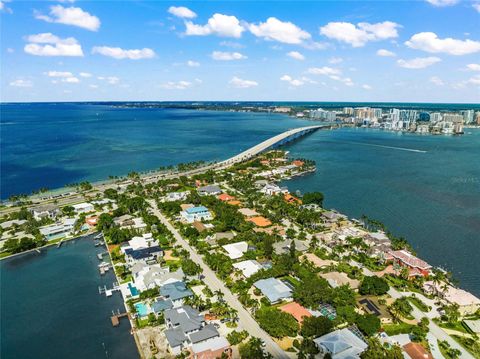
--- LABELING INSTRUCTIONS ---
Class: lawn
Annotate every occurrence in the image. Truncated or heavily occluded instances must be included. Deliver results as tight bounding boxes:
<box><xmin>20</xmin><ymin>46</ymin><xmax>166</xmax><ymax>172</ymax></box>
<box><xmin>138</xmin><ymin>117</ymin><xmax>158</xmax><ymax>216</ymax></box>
<box><xmin>451</xmin><ymin>335</ymin><xmax>480</xmax><ymax>358</ymax></box>
<box><xmin>408</xmin><ymin>296</ymin><xmax>430</xmax><ymax>312</ymax></box>
<box><xmin>383</xmin><ymin>322</ymin><xmax>416</xmax><ymax>336</ymax></box>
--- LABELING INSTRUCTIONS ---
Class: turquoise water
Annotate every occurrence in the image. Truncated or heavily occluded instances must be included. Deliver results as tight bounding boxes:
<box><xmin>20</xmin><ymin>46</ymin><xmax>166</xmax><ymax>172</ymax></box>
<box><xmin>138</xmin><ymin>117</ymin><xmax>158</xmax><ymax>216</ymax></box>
<box><xmin>135</xmin><ymin>302</ymin><xmax>149</xmax><ymax>317</ymax></box>
<box><xmin>282</xmin><ymin>127</ymin><xmax>480</xmax><ymax>296</ymax></box>
<box><xmin>0</xmin><ymin>235</ymin><xmax>138</xmax><ymax>359</ymax></box>
<box><xmin>1</xmin><ymin>103</ymin><xmax>312</xmax><ymax>198</ymax></box>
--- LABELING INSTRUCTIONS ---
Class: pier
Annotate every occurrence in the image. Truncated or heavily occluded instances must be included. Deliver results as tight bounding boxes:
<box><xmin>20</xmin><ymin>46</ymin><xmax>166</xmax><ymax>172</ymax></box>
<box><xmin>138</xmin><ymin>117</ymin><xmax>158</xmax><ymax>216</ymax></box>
<box><xmin>110</xmin><ymin>309</ymin><xmax>129</xmax><ymax>327</ymax></box>
<box><xmin>98</xmin><ymin>282</ymin><xmax>121</xmax><ymax>297</ymax></box>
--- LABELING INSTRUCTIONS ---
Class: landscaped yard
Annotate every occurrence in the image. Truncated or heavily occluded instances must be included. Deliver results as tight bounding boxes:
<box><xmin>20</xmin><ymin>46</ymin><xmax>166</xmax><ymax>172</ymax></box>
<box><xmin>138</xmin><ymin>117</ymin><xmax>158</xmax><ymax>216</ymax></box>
<box><xmin>408</xmin><ymin>296</ymin><xmax>430</xmax><ymax>312</ymax></box>
<box><xmin>383</xmin><ymin>322</ymin><xmax>416</xmax><ymax>336</ymax></box>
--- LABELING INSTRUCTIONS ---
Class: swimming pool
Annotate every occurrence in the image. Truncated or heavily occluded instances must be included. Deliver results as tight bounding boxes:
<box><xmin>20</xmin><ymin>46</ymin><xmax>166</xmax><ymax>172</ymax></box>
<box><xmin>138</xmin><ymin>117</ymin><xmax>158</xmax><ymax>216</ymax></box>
<box><xmin>134</xmin><ymin>302</ymin><xmax>149</xmax><ymax>317</ymax></box>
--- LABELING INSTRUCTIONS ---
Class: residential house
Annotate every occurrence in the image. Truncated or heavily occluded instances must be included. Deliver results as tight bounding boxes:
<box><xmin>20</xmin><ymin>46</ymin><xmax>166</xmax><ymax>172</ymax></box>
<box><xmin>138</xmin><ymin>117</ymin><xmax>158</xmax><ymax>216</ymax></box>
<box><xmin>39</xmin><ymin>218</ymin><xmax>76</xmax><ymax>241</ymax></box>
<box><xmin>313</xmin><ymin>328</ymin><xmax>368</xmax><ymax>359</ymax></box>
<box><xmin>217</xmin><ymin>193</ymin><xmax>236</xmax><ymax>202</ymax></box>
<box><xmin>160</xmin><ymin>281</ymin><xmax>194</xmax><ymax>308</ymax></box>
<box><xmin>300</xmin><ymin>253</ymin><xmax>337</xmax><ymax>269</ymax></box>
<box><xmin>222</xmin><ymin>241</ymin><xmax>248</xmax><ymax>260</ymax></box>
<box><xmin>190</xmin><ymin>336</ymin><xmax>232</xmax><ymax>359</ymax></box>
<box><xmin>166</xmin><ymin>191</ymin><xmax>189</xmax><ymax>202</ymax></box>
<box><xmin>121</xmin><ymin>233</ymin><xmax>156</xmax><ymax>253</ymax></box>
<box><xmin>124</xmin><ymin>246</ymin><xmax>163</xmax><ymax>265</ymax></box>
<box><xmin>284</xmin><ymin>193</ymin><xmax>302</xmax><ymax>204</ymax></box>
<box><xmin>247</xmin><ymin>216</ymin><xmax>272</xmax><ymax>227</ymax></box>
<box><xmin>205</xmin><ymin>232</ymin><xmax>235</xmax><ymax>247</ymax></box>
<box><xmin>322</xmin><ymin>211</ymin><xmax>348</xmax><ymax>223</ymax></box>
<box><xmin>238</xmin><ymin>208</ymin><xmax>259</xmax><ymax>217</ymax></box>
<box><xmin>198</xmin><ymin>185</ymin><xmax>222</xmax><ymax>196</ymax></box>
<box><xmin>0</xmin><ymin>219</ymin><xmax>27</xmax><ymax>230</ymax></box>
<box><xmin>402</xmin><ymin>342</ymin><xmax>433</xmax><ymax>359</ymax></box>
<box><xmin>233</xmin><ymin>260</ymin><xmax>263</xmax><ymax>278</ymax></box>
<box><xmin>423</xmin><ymin>281</ymin><xmax>480</xmax><ymax>316</ymax></box>
<box><xmin>273</xmin><ymin>239</ymin><xmax>308</xmax><ymax>255</ymax></box>
<box><xmin>131</xmin><ymin>263</ymin><xmax>184</xmax><ymax>292</ymax></box>
<box><xmin>181</xmin><ymin>206</ymin><xmax>213</xmax><ymax>223</ymax></box>
<box><xmin>31</xmin><ymin>204</ymin><xmax>60</xmax><ymax>221</ymax></box>
<box><xmin>253</xmin><ymin>277</ymin><xmax>293</xmax><ymax>304</ymax></box>
<box><xmin>259</xmin><ymin>183</ymin><xmax>288</xmax><ymax>196</ymax></box>
<box><xmin>385</xmin><ymin>250</ymin><xmax>432</xmax><ymax>278</ymax></box>
<box><xmin>279</xmin><ymin>302</ymin><xmax>312</xmax><ymax>324</ymax></box>
<box><xmin>320</xmin><ymin>272</ymin><xmax>360</xmax><ymax>290</ymax></box>
<box><xmin>72</xmin><ymin>202</ymin><xmax>94</xmax><ymax>214</ymax></box>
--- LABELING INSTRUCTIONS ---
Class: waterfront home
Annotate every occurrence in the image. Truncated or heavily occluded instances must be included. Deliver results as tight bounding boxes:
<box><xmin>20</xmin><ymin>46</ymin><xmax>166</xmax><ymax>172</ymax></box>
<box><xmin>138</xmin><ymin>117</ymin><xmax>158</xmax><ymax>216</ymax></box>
<box><xmin>221</xmin><ymin>241</ymin><xmax>248</xmax><ymax>260</ymax></box>
<box><xmin>253</xmin><ymin>277</ymin><xmax>293</xmax><ymax>304</ymax></box>
<box><xmin>124</xmin><ymin>245</ymin><xmax>163</xmax><ymax>265</ymax></box>
<box><xmin>160</xmin><ymin>281</ymin><xmax>194</xmax><ymax>308</ymax></box>
<box><xmin>39</xmin><ymin>218</ymin><xmax>76</xmax><ymax>241</ymax></box>
<box><xmin>322</xmin><ymin>211</ymin><xmax>348</xmax><ymax>223</ymax></box>
<box><xmin>279</xmin><ymin>302</ymin><xmax>312</xmax><ymax>324</ymax></box>
<box><xmin>113</xmin><ymin>214</ymin><xmax>134</xmax><ymax>226</ymax></box>
<box><xmin>273</xmin><ymin>239</ymin><xmax>308</xmax><ymax>255</ymax></box>
<box><xmin>72</xmin><ymin>202</ymin><xmax>94</xmax><ymax>214</ymax></box>
<box><xmin>120</xmin><ymin>233</ymin><xmax>156</xmax><ymax>253</ymax></box>
<box><xmin>385</xmin><ymin>250</ymin><xmax>432</xmax><ymax>278</ymax></box>
<box><xmin>31</xmin><ymin>204</ymin><xmax>60</xmax><ymax>221</ymax></box>
<box><xmin>423</xmin><ymin>281</ymin><xmax>480</xmax><ymax>316</ymax></box>
<box><xmin>132</xmin><ymin>263</ymin><xmax>184</xmax><ymax>291</ymax></box>
<box><xmin>198</xmin><ymin>185</ymin><xmax>222</xmax><ymax>196</ymax></box>
<box><xmin>313</xmin><ymin>328</ymin><xmax>368</xmax><ymax>359</ymax></box>
<box><xmin>180</xmin><ymin>206</ymin><xmax>213</xmax><ymax>223</ymax></box>
<box><xmin>233</xmin><ymin>260</ymin><xmax>263</xmax><ymax>278</ymax></box>
<box><xmin>259</xmin><ymin>183</ymin><xmax>288</xmax><ymax>196</ymax></box>
<box><xmin>300</xmin><ymin>203</ymin><xmax>321</xmax><ymax>211</ymax></box>
<box><xmin>152</xmin><ymin>298</ymin><xmax>174</xmax><ymax>315</ymax></box>
<box><xmin>164</xmin><ymin>305</ymin><xmax>229</xmax><ymax>357</ymax></box>
<box><xmin>165</xmin><ymin>191</ymin><xmax>189</xmax><ymax>202</ymax></box>
<box><xmin>254</xmin><ymin>179</ymin><xmax>269</xmax><ymax>188</ymax></box>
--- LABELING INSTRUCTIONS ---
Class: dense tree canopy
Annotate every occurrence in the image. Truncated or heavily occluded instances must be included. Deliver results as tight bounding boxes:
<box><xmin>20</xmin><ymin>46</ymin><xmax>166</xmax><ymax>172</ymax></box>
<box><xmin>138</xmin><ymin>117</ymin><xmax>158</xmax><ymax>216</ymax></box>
<box><xmin>302</xmin><ymin>192</ymin><xmax>324</xmax><ymax>207</ymax></box>
<box><xmin>255</xmin><ymin>307</ymin><xmax>299</xmax><ymax>338</ymax></box>
<box><xmin>359</xmin><ymin>276</ymin><xmax>389</xmax><ymax>296</ymax></box>
<box><xmin>355</xmin><ymin>314</ymin><xmax>381</xmax><ymax>336</ymax></box>
<box><xmin>301</xmin><ymin>316</ymin><xmax>333</xmax><ymax>338</ymax></box>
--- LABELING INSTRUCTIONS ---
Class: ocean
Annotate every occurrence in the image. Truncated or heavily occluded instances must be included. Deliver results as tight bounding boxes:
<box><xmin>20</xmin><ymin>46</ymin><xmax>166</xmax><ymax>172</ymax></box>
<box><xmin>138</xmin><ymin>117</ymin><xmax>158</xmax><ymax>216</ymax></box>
<box><xmin>1</xmin><ymin>103</ymin><xmax>479</xmax><ymax>358</ymax></box>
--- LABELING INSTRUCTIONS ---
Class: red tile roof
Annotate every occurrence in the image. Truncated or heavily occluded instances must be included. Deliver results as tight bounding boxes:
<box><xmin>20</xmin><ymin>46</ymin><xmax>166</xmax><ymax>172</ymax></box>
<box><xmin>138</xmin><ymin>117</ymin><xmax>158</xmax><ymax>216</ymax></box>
<box><xmin>388</xmin><ymin>250</ymin><xmax>431</xmax><ymax>270</ymax></box>
<box><xmin>279</xmin><ymin>302</ymin><xmax>312</xmax><ymax>323</ymax></box>
<box><xmin>402</xmin><ymin>342</ymin><xmax>433</xmax><ymax>359</ymax></box>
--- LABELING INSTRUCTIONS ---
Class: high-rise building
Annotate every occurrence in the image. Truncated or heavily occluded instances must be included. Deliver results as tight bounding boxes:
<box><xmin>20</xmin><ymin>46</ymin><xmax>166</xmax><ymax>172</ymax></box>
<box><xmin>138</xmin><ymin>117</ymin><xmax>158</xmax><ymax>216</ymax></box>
<box><xmin>343</xmin><ymin>107</ymin><xmax>354</xmax><ymax>115</ymax></box>
<box><xmin>460</xmin><ymin>110</ymin><xmax>474</xmax><ymax>124</ymax></box>
<box><xmin>430</xmin><ymin>113</ymin><xmax>442</xmax><ymax>123</ymax></box>
<box><xmin>310</xmin><ymin>108</ymin><xmax>336</xmax><ymax>121</ymax></box>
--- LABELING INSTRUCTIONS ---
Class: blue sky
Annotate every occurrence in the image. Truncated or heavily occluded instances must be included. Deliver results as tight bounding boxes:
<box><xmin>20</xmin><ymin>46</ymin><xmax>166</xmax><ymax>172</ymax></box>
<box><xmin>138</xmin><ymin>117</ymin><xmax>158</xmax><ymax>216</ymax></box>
<box><xmin>1</xmin><ymin>0</ymin><xmax>480</xmax><ymax>102</ymax></box>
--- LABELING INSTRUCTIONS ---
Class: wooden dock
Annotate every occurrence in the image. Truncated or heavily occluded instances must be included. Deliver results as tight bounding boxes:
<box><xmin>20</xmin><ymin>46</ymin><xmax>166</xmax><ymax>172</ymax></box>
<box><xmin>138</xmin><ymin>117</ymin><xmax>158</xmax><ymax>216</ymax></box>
<box><xmin>111</xmin><ymin>312</ymin><xmax>129</xmax><ymax>327</ymax></box>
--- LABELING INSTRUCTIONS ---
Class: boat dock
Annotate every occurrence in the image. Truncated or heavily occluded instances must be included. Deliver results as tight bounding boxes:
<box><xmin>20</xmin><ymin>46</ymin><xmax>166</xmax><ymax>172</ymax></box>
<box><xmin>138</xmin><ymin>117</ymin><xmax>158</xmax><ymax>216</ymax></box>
<box><xmin>98</xmin><ymin>262</ymin><xmax>111</xmax><ymax>275</ymax></box>
<box><xmin>110</xmin><ymin>309</ymin><xmax>129</xmax><ymax>327</ymax></box>
<box><xmin>98</xmin><ymin>282</ymin><xmax>121</xmax><ymax>297</ymax></box>
<box><xmin>97</xmin><ymin>251</ymin><xmax>108</xmax><ymax>260</ymax></box>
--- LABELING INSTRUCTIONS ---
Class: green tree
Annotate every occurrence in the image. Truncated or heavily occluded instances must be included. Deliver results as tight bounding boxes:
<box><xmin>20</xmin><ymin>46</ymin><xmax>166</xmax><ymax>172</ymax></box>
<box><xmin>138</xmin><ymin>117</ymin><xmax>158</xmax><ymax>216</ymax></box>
<box><xmin>255</xmin><ymin>307</ymin><xmax>299</xmax><ymax>338</ymax></box>
<box><xmin>301</xmin><ymin>316</ymin><xmax>333</xmax><ymax>338</ymax></box>
<box><xmin>239</xmin><ymin>338</ymin><xmax>271</xmax><ymax>359</ymax></box>
<box><xmin>355</xmin><ymin>314</ymin><xmax>381</xmax><ymax>336</ymax></box>
<box><xmin>361</xmin><ymin>338</ymin><xmax>403</xmax><ymax>359</ymax></box>
<box><xmin>302</xmin><ymin>192</ymin><xmax>324</xmax><ymax>207</ymax></box>
<box><xmin>359</xmin><ymin>276</ymin><xmax>389</xmax><ymax>295</ymax></box>
<box><xmin>181</xmin><ymin>258</ymin><xmax>201</xmax><ymax>276</ymax></box>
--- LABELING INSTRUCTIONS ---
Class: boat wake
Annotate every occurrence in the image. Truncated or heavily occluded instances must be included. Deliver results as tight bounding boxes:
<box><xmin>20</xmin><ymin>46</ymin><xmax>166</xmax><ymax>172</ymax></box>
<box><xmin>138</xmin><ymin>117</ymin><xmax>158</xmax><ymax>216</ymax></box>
<box><xmin>341</xmin><ymin>141</ymin><xmax>427</xmax><ymax>153</ymax></box>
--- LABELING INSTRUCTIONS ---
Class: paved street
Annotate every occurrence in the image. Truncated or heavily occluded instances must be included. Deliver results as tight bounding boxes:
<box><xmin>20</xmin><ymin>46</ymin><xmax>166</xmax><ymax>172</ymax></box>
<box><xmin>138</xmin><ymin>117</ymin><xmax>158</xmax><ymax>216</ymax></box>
<box><xmin>148</xmin><ymin>199</ymin><xmax>290</xmax><ymax>359</ymax></box>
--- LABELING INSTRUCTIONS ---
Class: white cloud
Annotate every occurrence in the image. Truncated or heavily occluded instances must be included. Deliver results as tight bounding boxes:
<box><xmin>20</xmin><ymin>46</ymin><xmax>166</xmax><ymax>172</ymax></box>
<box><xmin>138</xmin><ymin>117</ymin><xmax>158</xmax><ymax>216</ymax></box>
<box><xmin>35</xmin><ymin>5</ymin><xmax>100</xmax><ymax>31</ymax></box>
<box><xmin>187</xmin><ymin>60</ymin><xmax>200</xmax><ymax>67</ymax></box>
<box><xmin>160</xmin><ymin>80</ymin><xmax>193</xmax><ymax>90</ymax></box>
<box><xmin>229</xmin><ymin>76</ymin><xmax>258</xmax><ymax>88</ymax></box>
<box><xmin>405</xmin><ymin>32</ymin><xmax>480</xmax><ymax>55</ymax></box>
<box><xmin>328</xmin><ymin>57</ymin><xmax>343</xmax><ymax>64</ymax></box>
<box><xmin>320</xmin><ymin>21</ymin><xmax>400</xmax><ymax>47</ymax></box>
<box><xmin>425</xmin><ymin>0</ymin><xmax>459</xmax><ymax>6</ymax></box>
<box><xmin>0</xmin><ymin>0</ymin><xmax>12</xmax><ymax>13</ymax></box>
<box><xmin>248</xmin><ymin>17</ymin><xmax>311</xmax><ymax>44</ymax></box>
<box><xmin>92</xmin><ymin>46</ymin><xmax>155</xmax><ymax>59</ymax></box>
<box><xmin>62</xmin><ymin>77</ymin><xmax>80</xmax><ymax>83</ymax></box>
<box><xmin>466</xmin><ymin>64</ymin><xmax>480</xmax><ymax>71</ymax></box>
<box><xmin>168</xmin><ymin>6</ymin><xmax>196</xmax><ymax>19</ymax></box>
<box><xmin>185</xmin><ymin>13</ymin><xmax>244</xmax><ymax>38</ymax></box>
<box><xmin>467</xmin><ymin>75</ymin><xmax>480</xmax><ymax>85</ymax></box>
<box><xmin>9</xmin><ymin>79</ymin><xmax>33</xmax><ymax>87</ymax></box>
<box><xmin>280</xmin><ymin>75</ymin><xmax>302</xmax><ymax>86</ymax></box>
<box><xmin>7</xmin><ymin>48</ymin><xmax>14</xmax><ymax>53</ymax></box>
<box><xmin>473</xmin><ymin>2</ymin><xmax>480</xmax><ymax>12</ymax></box>
<box><xmin>287</xmin><ymin>51</ymin><xmax>305</xmax><ymax>60</ymax></box>
<box><xmin>89</xmin><ymin>84</ymin><xmax>98</xmax><ymax>89</ymax></box>
<box><xmin>397</xmin><ymin>56</ymin><xmax>441</xmax><ymax>69</ymax></box>
<box><xmin>362</xmin><ymin>84</ymin><xmax>372</xmax><ymax>90</ymax></box>
<box><xmin>79</xmin><ymin>72</ymin><xmax>92</xmax><ymax>77</ymax></box>
<box><xmin>430</xmin><ymin>76</ymin><xmax>444</xmax><ymax>86</ymax></box>
<box><xmin>211</xmin><ymin>51</ymin><xmax>247</xmax><ymax>61</ymax></box>
<box><xmin>24</xmin><ymin>33</ymin><xmax>83</xmax><ymax>57</ymax></box>
<box><xmin>376</xmin><ymin>49</ymin><xmax>396</xmax><ymax>57</ymax></box>
<box><xmin>219</xmin><ymin>41</ymin><xmax>244</xmax><ymax>49</ymax></box>
<box><xmin>97</xmin><ymin>76</ymin><xmax>120</xmax><ymax>85</ymax></box>
<box><xmin>329</xmin><ymin>75</ymin><xmax>354</xmax><ymax>86</ymax></box>
<box><xmin>307</xmin><ymin>66</ymin><xmax>341</xmax><ymax>76</ymax></box>
<box><xmin>45</xmin><ymin>71</ymin><xmax>73</xmax><ymax>77</ymax></box>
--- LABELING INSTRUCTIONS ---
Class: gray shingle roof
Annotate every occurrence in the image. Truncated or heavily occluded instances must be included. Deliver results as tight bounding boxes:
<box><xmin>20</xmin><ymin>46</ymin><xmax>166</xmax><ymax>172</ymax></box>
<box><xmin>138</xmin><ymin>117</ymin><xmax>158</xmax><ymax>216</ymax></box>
<box><xmin>160</xmin><ymin>281</ymin><xmax>193</xmax><ymax>301</ymax></box>
<box><xmin>189</xmin><ymin>324</ymin><xmax>219</xmax><ymax>344</ymax></box>
<box><xmin>164</xmin><ymin>305</ymin><xmax>204</xmax><ymax>333</ymax></box>
<box><xmin>165</xmin><ymin>327</ymin><xmax>187</xmax><ymax>348</ymax></box>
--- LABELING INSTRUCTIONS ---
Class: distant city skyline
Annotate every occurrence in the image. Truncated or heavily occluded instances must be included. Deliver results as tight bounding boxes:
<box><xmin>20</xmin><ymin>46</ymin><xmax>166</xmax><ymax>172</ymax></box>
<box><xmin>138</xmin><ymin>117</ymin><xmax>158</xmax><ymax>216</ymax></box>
<box><xmin>1</xmin><ymin>0</ymin><xmax>480</xmax><ymax>103</ymax></box>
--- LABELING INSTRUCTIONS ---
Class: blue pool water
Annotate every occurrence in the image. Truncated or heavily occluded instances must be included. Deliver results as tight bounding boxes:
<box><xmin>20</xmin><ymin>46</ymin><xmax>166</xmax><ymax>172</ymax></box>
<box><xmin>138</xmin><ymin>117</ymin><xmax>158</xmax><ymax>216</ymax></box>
<box><xmin>134</xmin><ymin>302</ymin><xmax>149</xmax><ymax>317</ymax></box>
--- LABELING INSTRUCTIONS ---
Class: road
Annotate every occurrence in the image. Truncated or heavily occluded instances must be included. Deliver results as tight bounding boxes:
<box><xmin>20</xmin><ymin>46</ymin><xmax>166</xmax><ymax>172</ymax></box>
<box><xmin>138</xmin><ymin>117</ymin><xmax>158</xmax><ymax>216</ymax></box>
<box><xmin>148</xmin><ymin>200</ymin><xmax>290</xmax><ymax>359</ymax></box>
<box><xmin>351</xmin><ymin>261</ymin><xmax>474</xmax><ymax>359</ymax></box>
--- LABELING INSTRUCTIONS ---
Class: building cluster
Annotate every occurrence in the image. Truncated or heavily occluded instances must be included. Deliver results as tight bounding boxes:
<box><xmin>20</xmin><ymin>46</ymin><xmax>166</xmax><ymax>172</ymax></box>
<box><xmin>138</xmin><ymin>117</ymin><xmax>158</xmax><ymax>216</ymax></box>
<box><xmin>308</xmin><ymin>107</ymin><xmax>480</xmax><ymax>135</ymax></box>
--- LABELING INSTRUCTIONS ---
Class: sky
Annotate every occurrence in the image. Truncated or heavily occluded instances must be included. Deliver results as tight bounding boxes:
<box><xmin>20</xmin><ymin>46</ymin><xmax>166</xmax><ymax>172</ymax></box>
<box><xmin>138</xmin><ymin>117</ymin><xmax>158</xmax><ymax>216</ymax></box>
<box><xmin>1</xmin><ymin>0</ymin><xmax>480</xmax><ymax>103</ymax></box>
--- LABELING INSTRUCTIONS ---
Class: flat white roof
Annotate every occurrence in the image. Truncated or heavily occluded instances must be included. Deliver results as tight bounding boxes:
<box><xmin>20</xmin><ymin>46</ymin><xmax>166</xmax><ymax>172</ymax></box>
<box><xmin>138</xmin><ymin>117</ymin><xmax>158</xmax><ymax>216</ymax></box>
<box><xmin>222</xmin><ymin>241</ymin><xmax>248</xmax><ymax>259</ymax></box>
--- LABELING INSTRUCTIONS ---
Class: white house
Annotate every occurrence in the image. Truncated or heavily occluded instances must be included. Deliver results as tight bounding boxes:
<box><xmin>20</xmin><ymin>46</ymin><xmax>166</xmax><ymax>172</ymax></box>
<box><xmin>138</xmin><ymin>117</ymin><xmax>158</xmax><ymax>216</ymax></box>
<box><xmin>260</xmin><ymin>183</ymin><xmax>288</xmax><ymax>196</ymax></box>
<box><xmin>39</xmin><ymin>218</ymin><xmax>76</xmax><ymax>241</ymax></box>
<box><xmin>222</xmin><ymin>241</ymin><xmax>248</xmax><ymax>260</ymax></box>
<box><xmin>165</xmin><ymin>191</ymin><xmax>189</xmax><ymax>202</ymax></box>
<box><xmin>121</xmin><ymin>233</ymin><xmax>156</xmax><ymax>253</ymax></box>
<box><xmin>73</xmin><ymin>202</ymin><xmax>94</xmax><ymax>214</ymax></box>
<box><xmin>180</xmin><ymin>206</ymin><xmax>212</xmax><ymax>223</ymax></box>
<box><xmin>31</xmin><ymin>204</ymin><xmax>61</xmax><ymax>220</ymax></box>
<box><xmin>233</xmin><ymin>260</ymin><xmax>263</xmax><ymax>278</ymax></box>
